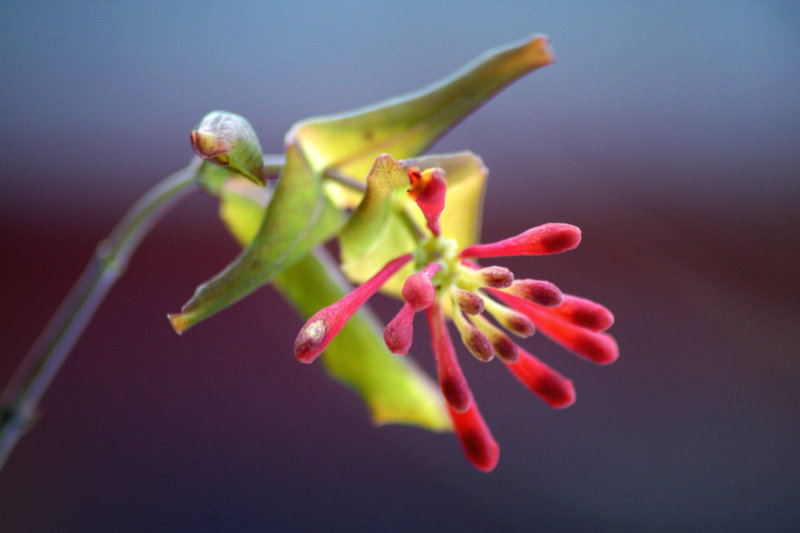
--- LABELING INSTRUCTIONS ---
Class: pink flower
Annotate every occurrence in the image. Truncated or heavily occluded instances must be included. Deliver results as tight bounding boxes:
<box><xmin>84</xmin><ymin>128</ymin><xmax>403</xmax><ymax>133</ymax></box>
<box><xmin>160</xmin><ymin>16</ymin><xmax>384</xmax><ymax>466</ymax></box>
<box><xmin>294</xmin><ymin>166</ymin><xmax>617</xmax><ymax>472</ymax></box>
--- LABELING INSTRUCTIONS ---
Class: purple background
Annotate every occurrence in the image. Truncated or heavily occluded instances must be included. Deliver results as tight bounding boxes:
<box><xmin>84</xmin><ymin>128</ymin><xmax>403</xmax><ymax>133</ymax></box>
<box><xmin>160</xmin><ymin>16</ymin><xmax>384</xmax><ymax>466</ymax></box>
<box><xmin>2</xmin><ymin>2</ymin><xmax>798</xmax><ymax>531</ymax></box>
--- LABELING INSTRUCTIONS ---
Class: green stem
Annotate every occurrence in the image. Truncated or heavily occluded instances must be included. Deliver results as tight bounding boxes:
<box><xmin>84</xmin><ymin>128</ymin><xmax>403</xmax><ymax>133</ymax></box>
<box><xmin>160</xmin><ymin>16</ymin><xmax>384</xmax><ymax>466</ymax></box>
<box><xmin>0</xmin><ymin>157</ymin><xmax>203</xmax><ymax>470</ymax></box>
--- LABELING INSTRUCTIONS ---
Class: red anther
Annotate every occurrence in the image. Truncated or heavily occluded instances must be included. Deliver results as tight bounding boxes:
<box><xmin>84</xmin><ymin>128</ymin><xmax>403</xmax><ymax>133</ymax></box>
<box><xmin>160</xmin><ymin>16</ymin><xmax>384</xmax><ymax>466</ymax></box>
<box><xmin>447</xmin><ymin>401</ymin><xmax>500</xmax><ymax>473</ymax></box>
<box><xmin>459</xmin><ymin>223</ymin><xmax>581</xmax><ymax>258</ymax></box>
<box><xmin>294</xmin><ymin>253</ymin><xmax>413</xmax><ymax>363</ymax></box>
<box><xmin>427</xmin><ymin>302</ymin><xmax>473</xmax><ymax>412</ymax></box>
<box><xmin>504</xmin><ymin>349</ymin><xmax>576</xmax><ymax>408</ymax></box>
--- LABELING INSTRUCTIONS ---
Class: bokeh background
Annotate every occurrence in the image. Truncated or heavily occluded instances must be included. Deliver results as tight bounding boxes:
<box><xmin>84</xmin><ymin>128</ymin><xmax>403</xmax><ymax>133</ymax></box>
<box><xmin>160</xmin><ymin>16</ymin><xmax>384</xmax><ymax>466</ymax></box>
<box><xmin>2</xmin><ymin>1</ymin><xmax>798</xmax><ymax>531</ymax></box>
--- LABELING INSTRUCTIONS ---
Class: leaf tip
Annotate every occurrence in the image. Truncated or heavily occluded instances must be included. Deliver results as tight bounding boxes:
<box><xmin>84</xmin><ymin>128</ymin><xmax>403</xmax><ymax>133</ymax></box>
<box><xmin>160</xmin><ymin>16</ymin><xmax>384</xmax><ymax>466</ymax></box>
<box><xmin>167</xmin><ymin>312</ymin><xmax>189</xmax><ymax>335</ymax></box>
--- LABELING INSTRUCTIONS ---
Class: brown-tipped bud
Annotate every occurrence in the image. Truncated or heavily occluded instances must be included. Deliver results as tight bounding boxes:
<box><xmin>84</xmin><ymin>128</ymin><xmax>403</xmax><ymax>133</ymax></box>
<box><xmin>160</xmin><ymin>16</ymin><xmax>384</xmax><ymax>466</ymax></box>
<box><xmin>402</xmin><ymin>271</ymin><xmax>436</xmax><ymax>311</ymax></box>
<box><xmin>458</xmin><ymin>264</ymin><xmax>514</xmax><ymax>289</ymax></box>
<box><xmin>191</xmin><ymin>111</ymin><xmax>266</xmax><ymax>185</ymax></box>
<box><xmin>451</xmin><ymin>288</ymin><xmax>485</xmax><ymax>315</ymax></box>
<box><xmin>471</xmin><ymin>313</ymin><xmax>519</xmax><ymax>363</ymax></box>
<box><xmin>504</xmin><ymin>279</ymin><xmax>563</xmax><ymax>307</ymax></box>
<box><xmin>483</xmin><ymin>297</ymin><xmax>536</xmax><ymax>338</ymax></box>
<box><xmin>384</xmin><ymin>303</ymin><xmax>415</xmax><ymax>354</ymax></box>
<box><xmin>452</xmin><ymin>307</ymin><xmax>494</xmax><ymax>362</ymax></box>
<box><xmin>478</xmin><ymin>266</ymin><xmax>514</xmax><ymax>288</ymax></box>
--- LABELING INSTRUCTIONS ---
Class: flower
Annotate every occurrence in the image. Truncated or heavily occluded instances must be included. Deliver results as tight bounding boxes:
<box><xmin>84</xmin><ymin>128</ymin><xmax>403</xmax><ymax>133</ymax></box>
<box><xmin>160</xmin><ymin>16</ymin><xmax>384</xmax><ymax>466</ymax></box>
<box><xmin>294</xmin><ymin>165</ymin><xmax>618</xmax><ymax>472</ymax></box>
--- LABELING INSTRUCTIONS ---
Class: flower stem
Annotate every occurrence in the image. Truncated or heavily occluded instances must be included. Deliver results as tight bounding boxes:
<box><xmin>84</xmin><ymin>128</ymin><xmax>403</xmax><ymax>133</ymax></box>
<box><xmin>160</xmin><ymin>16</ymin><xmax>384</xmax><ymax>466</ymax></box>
<box><xmin>0</xmin><ymin>157</ymin><xmax>204</xmax><ymax>470</ymax></box>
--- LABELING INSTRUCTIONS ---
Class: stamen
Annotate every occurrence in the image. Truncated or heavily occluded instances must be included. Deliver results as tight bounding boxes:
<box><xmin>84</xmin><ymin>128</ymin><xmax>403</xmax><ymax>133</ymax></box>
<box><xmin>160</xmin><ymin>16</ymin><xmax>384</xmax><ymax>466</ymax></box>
<box><xmin>457</xmin><ymin>264</ymin><xmax>514</xmax><ymax>289</ymax></box>
<box><xmin>482</xmin><ymin>296</ymin><xmax>536</xmax><ymax>338</ymax></box>
<box><xmin>502</xmin><ymin>279</ymin><xmax>563</xmax><ymax>307</ymax></box>
<box><xmin>459</xmin><ymin>223</ymin><xmax>581</xmax><ymax>258</ymax></box>
<box><xmin>471</xmin><ymin>313</ymin><xmax>519</xmax><ymax>363</ymax></box>
<box><xmin>504</xmin><ymin>348</ymin><xmax>576</xmax><ymax>408</ymax></box>
<box><xmin>447</xmin><ymin>402</ymin><xmax>500</xmax><ymax>473</ymax></box>
<box><xmin>426</xmin><ymin>302</ymin><xmax>473</xmax><ymax>412</ymax></box>
<box><xmin>451</xmin><ymin>288</ymin><xmax>485</xmax><ymax>315</ymax></box>
<box><xmin>294</xmin><ymin>253</ymin><xmax>413</xmax><ymax>363</ymax></box>
<box><xmin>452</xmin><ymin>305</ymin><xmax>494</xmax><ymax>362</ymax></box>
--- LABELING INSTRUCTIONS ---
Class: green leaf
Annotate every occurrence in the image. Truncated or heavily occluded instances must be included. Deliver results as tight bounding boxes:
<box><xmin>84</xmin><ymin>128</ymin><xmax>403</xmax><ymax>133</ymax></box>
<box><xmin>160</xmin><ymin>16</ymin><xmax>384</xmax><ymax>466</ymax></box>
<box><xmin>288</xmin><ymin>35</ymin><xmax>553</xmax><ymax>208</ymax></box>
<box><xmin>169</xmin><ymin>143</ymin><xmax>343</xmax><ymax>333</ymax></box>
<box><xmin>213</xmin><ymin>176</ymin><xmax>451</xmax><ymax>431</ymax></box>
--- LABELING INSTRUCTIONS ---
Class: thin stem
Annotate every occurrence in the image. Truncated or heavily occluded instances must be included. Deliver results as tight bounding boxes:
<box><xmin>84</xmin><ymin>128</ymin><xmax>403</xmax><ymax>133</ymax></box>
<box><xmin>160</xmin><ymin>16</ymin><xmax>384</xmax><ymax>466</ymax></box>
<box><xmin>262</xmin><ymin>154</ymin><xmax>286</xmax><ymax>178</ymax></box>
<box><xmin>0</xmin><ymin>157</ymin><xmax>203</xmax><ymax>470</ymax></box>
<box><xmin>323</xmin><ymin>167</ymin><xmax>368</xmax><ymax>193</ymax></box>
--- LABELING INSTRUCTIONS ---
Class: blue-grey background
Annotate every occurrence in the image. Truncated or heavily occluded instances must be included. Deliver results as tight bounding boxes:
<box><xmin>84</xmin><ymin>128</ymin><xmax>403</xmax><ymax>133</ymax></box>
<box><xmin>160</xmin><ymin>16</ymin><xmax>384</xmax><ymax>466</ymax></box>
<box><xmin>1</xmin><ymin>1</ymin><xmax>798</xmax><ymax>531</ymax></box>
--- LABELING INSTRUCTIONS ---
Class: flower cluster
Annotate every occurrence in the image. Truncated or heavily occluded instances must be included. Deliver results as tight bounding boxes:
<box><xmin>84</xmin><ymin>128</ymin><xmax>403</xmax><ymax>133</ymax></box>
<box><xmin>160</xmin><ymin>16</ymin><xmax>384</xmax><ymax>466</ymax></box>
<box><xmin>294</xmin><ymin>166</ymin><xmax>617</xmax><ymax>472</ymax></box>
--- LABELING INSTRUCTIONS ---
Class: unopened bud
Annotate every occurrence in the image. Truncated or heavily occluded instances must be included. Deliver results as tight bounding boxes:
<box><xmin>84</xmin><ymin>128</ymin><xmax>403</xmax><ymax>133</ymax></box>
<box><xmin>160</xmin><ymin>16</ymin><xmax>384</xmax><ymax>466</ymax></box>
<box><xmin>191</xmin><ymin>111</ymin><xmax>266</xmax><ymax>185</ymax></box>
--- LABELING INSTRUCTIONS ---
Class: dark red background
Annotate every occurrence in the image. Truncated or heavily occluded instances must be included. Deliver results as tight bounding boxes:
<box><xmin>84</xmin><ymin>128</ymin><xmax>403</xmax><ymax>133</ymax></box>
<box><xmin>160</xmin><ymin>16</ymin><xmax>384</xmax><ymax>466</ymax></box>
<box><xmin>2</xmin><ymin>2</ymin><xmax>798</xmax><ymax>531</ymax></box>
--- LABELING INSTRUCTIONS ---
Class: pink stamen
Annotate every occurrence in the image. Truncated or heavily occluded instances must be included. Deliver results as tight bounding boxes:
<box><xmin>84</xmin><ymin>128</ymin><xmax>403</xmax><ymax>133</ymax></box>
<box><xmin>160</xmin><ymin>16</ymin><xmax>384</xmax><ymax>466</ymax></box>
<box><xmin>426</xmin><ymin>302</ymin><xmax>473</xmax><ymax>412</ymax></box>
<box><xmin>504</xmin><ymin>348</ymin><xmax>576</xmax><ymax>408</ymax></box>
<box><xmin>447</xmin><ymin>401</ymin><xmax>500</xmax><ymax>472</ymax></box>
<box><xmin>459</xmin><ymin>223</ymin><xmax>581</xmax><ymax>258</ymax></box>
<box><xmin>294</xmin><ymin>253</ymin><xmax>413</xmax><ymax>363</ymax></box>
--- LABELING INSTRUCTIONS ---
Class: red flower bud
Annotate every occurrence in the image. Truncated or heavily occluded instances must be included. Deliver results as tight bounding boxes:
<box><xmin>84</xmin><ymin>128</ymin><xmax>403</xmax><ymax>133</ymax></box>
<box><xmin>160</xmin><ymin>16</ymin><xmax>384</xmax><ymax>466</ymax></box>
<box><xmin>447</xmin><ymin>401</ymin><xmax>500</xmax><ymax>473</ymax></box>
<box><xmin>384</xmin><ymin>303</ymin><xmax>415</xmax><ymax>355</ymax></box>
<box><xmin>504</xmin><ymin>349</ymin><xmax>576</xmax><ymax>408</ymax></box>
<box><xmin>459</xmin><ymin>223</ymin><xmax>581</xmax><ymax>258</ymax></box>
<box><xmin>427</xmin><ymin>302</ymin><xmax>473</xmax><ymax>412</ymax></box>
<box><xmin>294</xmin><ymin>254</ymin><xmax>412</xmax><ymax>363</ymax></box>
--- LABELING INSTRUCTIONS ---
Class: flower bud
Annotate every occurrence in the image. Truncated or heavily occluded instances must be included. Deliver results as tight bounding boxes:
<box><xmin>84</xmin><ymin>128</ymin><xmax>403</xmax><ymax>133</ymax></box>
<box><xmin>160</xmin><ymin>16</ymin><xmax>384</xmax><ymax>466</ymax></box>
<box><xmin>191</xmin><ymin>111</ymin><xmax>267</xmax><ymax>185</ymax></box>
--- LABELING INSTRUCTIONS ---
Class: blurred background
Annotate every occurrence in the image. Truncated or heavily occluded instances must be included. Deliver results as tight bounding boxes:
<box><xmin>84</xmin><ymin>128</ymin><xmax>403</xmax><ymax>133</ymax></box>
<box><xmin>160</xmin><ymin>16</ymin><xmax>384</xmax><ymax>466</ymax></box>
<box><xmin>1</xmin><ymin>1</ymin><xmax>798</xmax><ymax>531</ymax></box>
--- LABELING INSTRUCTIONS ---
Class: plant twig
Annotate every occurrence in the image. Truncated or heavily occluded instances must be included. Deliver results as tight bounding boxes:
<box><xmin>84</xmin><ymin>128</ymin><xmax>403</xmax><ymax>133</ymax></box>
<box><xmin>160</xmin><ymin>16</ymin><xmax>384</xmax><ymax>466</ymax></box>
<box><xmin>0</xmin><ymin>157</ymin><xmax>204</xmax><ymax>470</ymax></box>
